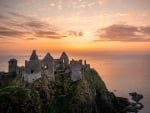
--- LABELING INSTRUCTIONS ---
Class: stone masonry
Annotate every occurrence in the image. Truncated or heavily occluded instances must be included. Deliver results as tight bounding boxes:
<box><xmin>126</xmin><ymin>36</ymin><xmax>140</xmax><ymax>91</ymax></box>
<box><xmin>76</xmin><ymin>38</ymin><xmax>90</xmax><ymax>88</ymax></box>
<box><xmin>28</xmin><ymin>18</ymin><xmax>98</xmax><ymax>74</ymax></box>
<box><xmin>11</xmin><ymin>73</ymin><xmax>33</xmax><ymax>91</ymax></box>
<box><xmin>8</xmin><ymin>50</ymin><xmax>90</xmax><ymax>83</ymax></box>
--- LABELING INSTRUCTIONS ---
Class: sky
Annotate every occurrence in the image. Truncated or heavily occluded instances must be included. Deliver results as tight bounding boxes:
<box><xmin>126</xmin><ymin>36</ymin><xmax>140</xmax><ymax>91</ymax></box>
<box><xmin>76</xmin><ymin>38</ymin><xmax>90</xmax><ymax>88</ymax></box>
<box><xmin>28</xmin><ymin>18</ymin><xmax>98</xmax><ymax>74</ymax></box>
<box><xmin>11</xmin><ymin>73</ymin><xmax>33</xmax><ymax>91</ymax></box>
<box><xmin>0</xmin><ymin>0</ymin><xmax>150</xmax><ymax>54</ymax></box>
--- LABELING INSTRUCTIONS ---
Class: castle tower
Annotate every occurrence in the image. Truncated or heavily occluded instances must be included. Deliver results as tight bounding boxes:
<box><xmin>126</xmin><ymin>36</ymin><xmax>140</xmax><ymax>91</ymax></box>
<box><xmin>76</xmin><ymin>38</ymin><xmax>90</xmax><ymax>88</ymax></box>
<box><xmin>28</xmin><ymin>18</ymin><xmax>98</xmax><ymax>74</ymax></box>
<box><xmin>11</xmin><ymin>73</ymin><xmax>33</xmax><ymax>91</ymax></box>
<box><xmin>8</xmin><ymin>58</ymin><xmax>17</xmax><ymax>74</ymax></box>
<box><xmin>42</xmin><ymin>52</ymin><xmax>55</xmax><ymax>81</ymax></box>
<box><xmin>24</xmin><ymin>50</ymin><xmax>41</xmax><ymax>83</ymax></box>
<box><xmin>30</xmin><ymin>50</ymin><xmax>38</xmax><ymax>60</ymax></box>
<box><xmin>60</xmin><ymin>52</ymin><xmax>69</xmax><ymax>69</ymax></box>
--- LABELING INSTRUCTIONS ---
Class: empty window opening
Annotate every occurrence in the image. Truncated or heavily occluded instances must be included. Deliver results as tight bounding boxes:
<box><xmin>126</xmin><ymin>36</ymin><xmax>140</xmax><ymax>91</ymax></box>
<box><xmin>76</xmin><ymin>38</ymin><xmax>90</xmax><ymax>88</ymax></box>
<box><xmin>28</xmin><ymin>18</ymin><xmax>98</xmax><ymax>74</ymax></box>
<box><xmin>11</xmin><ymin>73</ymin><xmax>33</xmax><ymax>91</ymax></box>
<box><xmin>63</xmin><ymin>59</ymin><xmax>65</xmax><ymax>63</ymax></box>
<box><xmin>31</xmin><ymin>70</ymin><xmax>34</xmax><ymax>73</ymax></box>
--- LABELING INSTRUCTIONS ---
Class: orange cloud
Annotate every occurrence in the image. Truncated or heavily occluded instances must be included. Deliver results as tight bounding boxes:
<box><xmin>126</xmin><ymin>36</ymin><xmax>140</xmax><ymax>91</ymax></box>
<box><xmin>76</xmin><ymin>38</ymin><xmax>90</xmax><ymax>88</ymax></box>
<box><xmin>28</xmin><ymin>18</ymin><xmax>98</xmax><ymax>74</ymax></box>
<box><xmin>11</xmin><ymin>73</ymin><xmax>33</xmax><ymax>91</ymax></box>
<box><xmin>0</xmin><ymin>27</ymin><xmax>28</xmax><ymax>38</ymax></box>
<box><xmin>0</xmin><ymin>11</ymin><xmax>84</xmax><ymax>40</ymax></box>
<box><xmin>96</xmin><ymin>24</ymin><xmax>150</xmax><ymax>42</ymax></box>
<box><xmin>34</xmin><ymin>31</ymin><xmax>66</xmax><ymax>39</ymax></box>
<box><xmin>68</xmin><ymin>30</ymin><xmax>84</xmax><ymax>37</ymax></box>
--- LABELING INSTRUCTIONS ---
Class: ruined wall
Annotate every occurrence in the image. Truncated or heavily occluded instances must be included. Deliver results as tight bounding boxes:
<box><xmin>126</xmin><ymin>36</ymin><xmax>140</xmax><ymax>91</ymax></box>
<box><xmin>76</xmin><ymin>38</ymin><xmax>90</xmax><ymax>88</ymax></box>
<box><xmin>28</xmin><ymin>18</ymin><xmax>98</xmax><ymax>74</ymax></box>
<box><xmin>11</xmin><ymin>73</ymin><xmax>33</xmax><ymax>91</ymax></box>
<box><xmin>25</xmin><ymin>60</ymin><xmax>41</xmax><ymax>74</ymax></box>
<box><xmin>60</xmin><ymin>52</ymin><xmax>69</xmax><ymax>69</ymax></box>
<box><xmin>8</xmin><ymin>59</ymin><xmax>17</xmax><ymax>74</ymax></box>
<box><xmin>70</xmin><ymin>60</ymin><xmax>83</xmax><ymax>81</ymax></box>
<box><xmin>54</xmin><ymin>59</ymin><xmax>61</xmax><ymax>71</ymax></box>
<box><xmin>23</xmin><ymin>72</ymin><xmax>41</xmax><ymax>83</ymax></box>
<box><xmin>24</xmin><ymin>59</ymin><xmax>41</xmax><ymax>82</ymax></box>
<box><xmin>22</xmin><ymin>50</ymin><xmax>86</xmax><ymax>83</ymax></box>
<box><xmin>42</xmin><ymin>53</ymin><xmax>55</xmax><ymax>81</ymax></box>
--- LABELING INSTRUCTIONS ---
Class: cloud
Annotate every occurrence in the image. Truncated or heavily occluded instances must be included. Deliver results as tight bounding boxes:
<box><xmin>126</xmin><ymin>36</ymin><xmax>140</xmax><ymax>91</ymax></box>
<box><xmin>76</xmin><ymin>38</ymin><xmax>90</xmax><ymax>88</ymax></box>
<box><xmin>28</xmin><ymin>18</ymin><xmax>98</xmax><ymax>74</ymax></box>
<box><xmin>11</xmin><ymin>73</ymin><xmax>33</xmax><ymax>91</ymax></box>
<box><xmin>0</xmin><ymin>15</ymin><xmax>8</xmax><ymax>20</ymax></box>
<box><xmin>8</xmin><ymin>11</ymin><xmax>33</xmax><ymax>21</ymax></box>
<box><xmin>97</xmin><ymin>0</ymin><xmax>108</xmax><ymax>5</ymax></box>
<box><xmin>34</xmin><ymin>30</ymin><xmax>67</xmax><ymax>39</ymax></box>
<box><xmin>25</xmin><ymin>38</ymin><xmax>37</xmax><ymax>40</ymax></box>
<box><xmin>68</xmin><ymin>30</ymin><xmax>84</xmax><ymax>37</ymax></box>
<box><xmin>24</xmin><ymin>20</ymin><xmax>50</xmax><ymax>30</ymax></box>
<box><xmin>50</xmin><ymin>3</ymin><xmax>55</xmax><ymax>7</ymax></box>
<box><xmin>7</xmin><ymin>12</ymin><xmax>51</xmax><ymax>29</ymax></box>
<box><xmin>140</xmin><ymin>26</ymin><xmax>150</xmax><ymax>35</ymax></box>
<box><xmin>96</xmin><ymin>24</ymin><xmax>150</xmax><ymax>42</ymax></box>
<box><xmin>0</xmin><ymin>11</ymin><xmax>84</xmax><ymax>40</ymax></box>
<box><xmin>0</xmin><ymin>26</ymin><xmax>27</xmax><ymax>38</ymax></box>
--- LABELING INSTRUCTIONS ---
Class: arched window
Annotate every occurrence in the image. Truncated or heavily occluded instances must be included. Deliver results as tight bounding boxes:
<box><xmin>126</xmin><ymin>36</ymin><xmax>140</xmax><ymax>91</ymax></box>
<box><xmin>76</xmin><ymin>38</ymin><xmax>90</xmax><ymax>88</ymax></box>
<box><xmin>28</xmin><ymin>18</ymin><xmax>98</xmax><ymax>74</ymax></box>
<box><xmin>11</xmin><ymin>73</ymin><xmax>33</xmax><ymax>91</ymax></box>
<box><xmin>62</xmin><ymin>59</ymin><xmax>65</xmax><ymax>63</ymax></box>
<box><xmin>44</xmin><ymin>65</ymin><xmax>48</xmax><ymax>69</ymax></box>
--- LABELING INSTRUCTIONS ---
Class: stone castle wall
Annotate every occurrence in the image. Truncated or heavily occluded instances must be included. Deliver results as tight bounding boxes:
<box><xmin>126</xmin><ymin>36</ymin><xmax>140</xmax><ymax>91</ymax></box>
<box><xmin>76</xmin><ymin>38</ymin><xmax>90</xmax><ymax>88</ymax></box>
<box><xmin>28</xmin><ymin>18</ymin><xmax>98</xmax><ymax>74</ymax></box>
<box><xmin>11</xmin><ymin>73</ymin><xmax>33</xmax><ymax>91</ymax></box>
<box><xmin>25</xmin><ymin>60</ymin><xmax>41</xmax><ymax>74</ymax></box>
<box><xmin>23</xmin><ymin>72</ymin><xmax>41</xmax><ymax>83</ymax></box>
<box><xmin>42</xmin><ymin>56</ymin><xmax>55</xmax><ymax>81</ymax></box>
<box><xmin>9</xmin><ymin>50</ymin><xmax>90</xmax><ymax>83</ymax></box>
<box><xmin>70</xmin><ymin>60</ymin><xmax>83</xmax><ymax>81</ymax></box>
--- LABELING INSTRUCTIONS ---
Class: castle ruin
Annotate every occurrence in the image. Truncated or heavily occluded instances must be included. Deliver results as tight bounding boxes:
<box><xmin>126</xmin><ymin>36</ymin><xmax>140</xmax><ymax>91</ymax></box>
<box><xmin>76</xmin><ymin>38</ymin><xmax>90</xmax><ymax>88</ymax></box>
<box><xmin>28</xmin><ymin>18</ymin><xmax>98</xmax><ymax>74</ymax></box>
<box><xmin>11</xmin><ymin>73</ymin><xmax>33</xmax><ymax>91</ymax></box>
<box><xmin>8</xmin><ymin>50</ymin><xmax>90</xmax><ymax>83</ymax></box>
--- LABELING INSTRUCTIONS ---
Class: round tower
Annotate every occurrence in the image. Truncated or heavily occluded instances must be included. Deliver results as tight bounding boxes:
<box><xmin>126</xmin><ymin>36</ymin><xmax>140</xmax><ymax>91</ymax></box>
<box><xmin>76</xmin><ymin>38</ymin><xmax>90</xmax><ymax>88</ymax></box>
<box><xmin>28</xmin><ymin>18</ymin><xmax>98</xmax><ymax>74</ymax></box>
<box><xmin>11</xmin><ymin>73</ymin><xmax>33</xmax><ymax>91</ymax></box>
<box><xmin>8</xmin><ymin>58</ymin><xmax>17</xmax><ymax>74</ymax></box>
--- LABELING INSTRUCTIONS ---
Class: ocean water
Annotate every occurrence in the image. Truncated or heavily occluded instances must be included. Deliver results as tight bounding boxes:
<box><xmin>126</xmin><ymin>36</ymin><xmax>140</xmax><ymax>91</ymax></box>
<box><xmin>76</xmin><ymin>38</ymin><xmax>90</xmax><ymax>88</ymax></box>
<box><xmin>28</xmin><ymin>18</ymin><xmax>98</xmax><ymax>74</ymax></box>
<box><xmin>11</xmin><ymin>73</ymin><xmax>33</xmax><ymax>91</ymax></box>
<box><xmin>0</xmin><ymin>52</ymin><xmax>150</xmax><ymax>113</ymax></box>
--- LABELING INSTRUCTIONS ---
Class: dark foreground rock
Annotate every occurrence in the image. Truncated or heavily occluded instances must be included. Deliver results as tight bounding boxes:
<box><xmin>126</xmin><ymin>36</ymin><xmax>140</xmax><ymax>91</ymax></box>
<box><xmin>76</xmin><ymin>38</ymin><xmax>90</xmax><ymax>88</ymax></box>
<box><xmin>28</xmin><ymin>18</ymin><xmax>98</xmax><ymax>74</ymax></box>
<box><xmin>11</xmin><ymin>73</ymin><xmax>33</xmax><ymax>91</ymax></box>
<box><xmin>0</xmin><ymin>69</ymin><xmax>132</xmax><ymax>113</ymax></box>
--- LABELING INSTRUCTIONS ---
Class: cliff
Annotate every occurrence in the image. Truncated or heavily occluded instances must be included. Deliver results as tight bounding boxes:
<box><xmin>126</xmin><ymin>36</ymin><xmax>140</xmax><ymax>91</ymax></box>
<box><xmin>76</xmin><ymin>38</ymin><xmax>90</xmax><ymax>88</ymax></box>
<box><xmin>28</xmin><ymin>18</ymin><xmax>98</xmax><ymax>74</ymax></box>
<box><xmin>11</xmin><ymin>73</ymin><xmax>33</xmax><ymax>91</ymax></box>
<box><xmin>0</xmin><ymin>69</ymin><xmax>130</xmax><ymax>113</ymax></box>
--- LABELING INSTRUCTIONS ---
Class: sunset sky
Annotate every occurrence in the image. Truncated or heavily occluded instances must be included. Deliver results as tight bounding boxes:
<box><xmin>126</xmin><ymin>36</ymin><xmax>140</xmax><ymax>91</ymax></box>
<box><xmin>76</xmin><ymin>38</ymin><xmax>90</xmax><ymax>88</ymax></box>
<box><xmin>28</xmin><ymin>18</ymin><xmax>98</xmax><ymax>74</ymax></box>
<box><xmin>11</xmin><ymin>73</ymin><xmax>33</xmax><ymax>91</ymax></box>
<box><xmin>0</xmin><ymin>0</ymin><xmax>150</xmax><ymax>54</ymax></box>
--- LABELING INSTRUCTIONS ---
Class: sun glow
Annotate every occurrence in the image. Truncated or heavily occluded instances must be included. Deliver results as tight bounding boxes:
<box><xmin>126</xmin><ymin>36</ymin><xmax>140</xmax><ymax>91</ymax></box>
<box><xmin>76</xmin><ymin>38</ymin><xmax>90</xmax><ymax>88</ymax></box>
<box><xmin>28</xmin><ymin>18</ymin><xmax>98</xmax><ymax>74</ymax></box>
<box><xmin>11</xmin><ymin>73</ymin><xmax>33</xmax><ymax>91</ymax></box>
<box><xmin>0</xmin><ymin>0</ymin><xmax>150</xmax><ymax>53</ymax></box>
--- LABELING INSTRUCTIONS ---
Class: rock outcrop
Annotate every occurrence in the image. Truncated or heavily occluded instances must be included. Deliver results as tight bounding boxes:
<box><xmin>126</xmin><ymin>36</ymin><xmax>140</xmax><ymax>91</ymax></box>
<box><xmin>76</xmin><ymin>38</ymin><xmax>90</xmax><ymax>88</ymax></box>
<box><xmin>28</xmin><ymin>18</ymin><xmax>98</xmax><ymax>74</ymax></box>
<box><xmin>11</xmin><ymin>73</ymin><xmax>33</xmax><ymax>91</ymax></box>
<box><xmin>0</xmin><ymin>68</ymin><xmax>137</xmax><ymax>113</ymax></box>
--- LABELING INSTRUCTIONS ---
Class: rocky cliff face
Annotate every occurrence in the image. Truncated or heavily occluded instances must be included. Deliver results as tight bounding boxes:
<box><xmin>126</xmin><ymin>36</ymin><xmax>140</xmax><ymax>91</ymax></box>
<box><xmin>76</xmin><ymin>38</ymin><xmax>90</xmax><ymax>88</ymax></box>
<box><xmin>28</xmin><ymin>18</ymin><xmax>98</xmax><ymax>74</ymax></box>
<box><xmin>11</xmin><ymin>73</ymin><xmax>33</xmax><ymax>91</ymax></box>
<box><xmin>0</xmin><ymin>69</ymin><xmax>130</xmax><ymax>113</ymax></box>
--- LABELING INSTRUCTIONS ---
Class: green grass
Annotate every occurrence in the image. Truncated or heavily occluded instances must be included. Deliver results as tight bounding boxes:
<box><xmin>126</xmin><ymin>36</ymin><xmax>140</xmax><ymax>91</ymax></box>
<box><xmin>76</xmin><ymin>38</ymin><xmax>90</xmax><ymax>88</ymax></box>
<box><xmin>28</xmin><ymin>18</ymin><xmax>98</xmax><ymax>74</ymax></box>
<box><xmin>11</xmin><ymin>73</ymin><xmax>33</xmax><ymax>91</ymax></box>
<box><xmin>84</xmin><ymin>68</ymin><xmax>107</xmax><ymax>91</ymax></box>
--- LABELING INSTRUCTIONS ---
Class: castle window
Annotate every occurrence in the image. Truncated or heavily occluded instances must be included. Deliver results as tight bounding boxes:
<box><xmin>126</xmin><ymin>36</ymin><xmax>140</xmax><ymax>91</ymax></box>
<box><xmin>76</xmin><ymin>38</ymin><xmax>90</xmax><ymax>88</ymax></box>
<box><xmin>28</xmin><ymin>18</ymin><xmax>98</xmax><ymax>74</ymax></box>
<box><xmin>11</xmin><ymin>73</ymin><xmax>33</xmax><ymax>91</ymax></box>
<box><xmin>63</xmin><ymin>59</ymin><xmax>65</xmax><ymax>63</ymax></box>
<box><xmin>31</xmin><ymin>70</ymin><xmax>34</xmax><ymax>73</ymax></box>
<box><xmin>44</xmin><ymin>65</ymin><xmax>48</xmax><ymax>69</ymax></box>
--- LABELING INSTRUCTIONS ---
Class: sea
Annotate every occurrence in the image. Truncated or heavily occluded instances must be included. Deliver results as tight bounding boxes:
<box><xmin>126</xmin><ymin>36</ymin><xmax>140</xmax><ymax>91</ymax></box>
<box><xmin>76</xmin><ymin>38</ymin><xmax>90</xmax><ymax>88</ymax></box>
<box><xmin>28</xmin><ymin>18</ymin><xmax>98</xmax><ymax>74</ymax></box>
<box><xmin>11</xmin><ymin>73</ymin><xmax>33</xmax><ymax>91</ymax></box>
<box><xmin>0</xmin><ymin>52</ymin><xmax>150</xmax><ymax>113</ymax></box>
